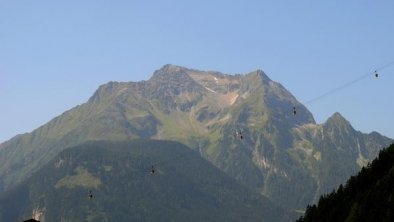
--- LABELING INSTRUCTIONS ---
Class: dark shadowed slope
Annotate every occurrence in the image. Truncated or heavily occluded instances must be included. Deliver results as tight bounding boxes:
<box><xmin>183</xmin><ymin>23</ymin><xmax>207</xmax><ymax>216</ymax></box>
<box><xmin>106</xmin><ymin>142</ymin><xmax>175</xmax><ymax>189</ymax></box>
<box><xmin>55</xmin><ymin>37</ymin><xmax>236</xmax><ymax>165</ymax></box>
<box><xmin>0</xmin><ymin>140</ymin><xmax>292</xmax><ymax>222</ymax></box>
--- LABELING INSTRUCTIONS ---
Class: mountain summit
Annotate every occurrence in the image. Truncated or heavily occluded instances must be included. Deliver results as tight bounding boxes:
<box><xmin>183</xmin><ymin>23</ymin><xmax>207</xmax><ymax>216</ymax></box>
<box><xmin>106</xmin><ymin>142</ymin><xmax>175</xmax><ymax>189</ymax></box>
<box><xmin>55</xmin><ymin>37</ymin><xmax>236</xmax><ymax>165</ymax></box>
<box><xmin>0</xmin><ymin>65</ymin><xmax>391</xmax><ymax>216</ymax></box>
<box><xmin>325</xmin><ymin>112</ymin><xmax>353</xmax><ymax>130</ymax></box>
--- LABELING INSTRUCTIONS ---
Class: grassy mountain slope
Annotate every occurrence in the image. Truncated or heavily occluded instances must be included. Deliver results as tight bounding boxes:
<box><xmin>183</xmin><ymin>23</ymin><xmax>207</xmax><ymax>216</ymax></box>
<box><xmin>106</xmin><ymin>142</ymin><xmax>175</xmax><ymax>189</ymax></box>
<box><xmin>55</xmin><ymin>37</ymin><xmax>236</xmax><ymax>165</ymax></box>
<box><xmin>0</xmin><ymin>140</ymin><xmax>291</xmax><ymax>222</ymax></box>
<box><xmin>297</xmin><ymin>143</ymin><xmax>394</xmax><ymax>222</ymax></box>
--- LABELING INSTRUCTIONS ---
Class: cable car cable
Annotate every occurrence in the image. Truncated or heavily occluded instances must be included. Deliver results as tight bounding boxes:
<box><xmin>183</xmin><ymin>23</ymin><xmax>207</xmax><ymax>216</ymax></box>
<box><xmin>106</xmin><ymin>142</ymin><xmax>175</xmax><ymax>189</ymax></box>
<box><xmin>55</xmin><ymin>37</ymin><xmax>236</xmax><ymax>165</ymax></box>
<box><xmin>292</xmin><ymin>60</ymin><xmax>394</xmax><ymax>114</ymax></box>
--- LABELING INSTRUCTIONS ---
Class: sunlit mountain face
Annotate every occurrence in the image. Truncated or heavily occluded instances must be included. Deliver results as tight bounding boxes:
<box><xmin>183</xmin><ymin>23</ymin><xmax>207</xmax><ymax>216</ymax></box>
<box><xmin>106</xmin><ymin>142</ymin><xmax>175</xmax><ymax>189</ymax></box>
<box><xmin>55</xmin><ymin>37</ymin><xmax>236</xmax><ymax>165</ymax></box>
<box><xmin>0</xmin><ymin>65</ymin><xmax>391</xmax><ymax>220</ymax></box>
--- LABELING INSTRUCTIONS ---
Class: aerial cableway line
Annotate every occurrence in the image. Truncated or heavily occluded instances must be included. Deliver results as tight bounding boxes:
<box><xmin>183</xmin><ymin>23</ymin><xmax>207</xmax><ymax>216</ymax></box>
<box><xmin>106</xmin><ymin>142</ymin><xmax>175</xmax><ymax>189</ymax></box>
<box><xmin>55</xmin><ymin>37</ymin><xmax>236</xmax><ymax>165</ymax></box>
<box><xmin>293</xmin><ymin>60</ymin><xmax>394</xmax><ymax>114</ymax></box>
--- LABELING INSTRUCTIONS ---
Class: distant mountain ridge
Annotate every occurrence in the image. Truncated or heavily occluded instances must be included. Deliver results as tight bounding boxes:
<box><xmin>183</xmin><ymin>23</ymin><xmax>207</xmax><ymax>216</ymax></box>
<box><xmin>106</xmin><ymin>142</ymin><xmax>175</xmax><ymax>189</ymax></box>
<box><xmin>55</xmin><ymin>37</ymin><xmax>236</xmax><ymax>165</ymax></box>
<box><xmin>0</xmin><ymin>64</ymin><xmax>392</xmax><ymax>214</ymax></box>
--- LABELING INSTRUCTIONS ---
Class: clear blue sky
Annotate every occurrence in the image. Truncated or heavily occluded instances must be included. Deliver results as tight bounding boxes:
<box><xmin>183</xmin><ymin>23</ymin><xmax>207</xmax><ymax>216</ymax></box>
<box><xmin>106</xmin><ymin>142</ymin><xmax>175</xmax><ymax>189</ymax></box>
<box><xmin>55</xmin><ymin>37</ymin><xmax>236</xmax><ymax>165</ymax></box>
<box><xmin>1</xmin><ymin>1</ymin><xmax>394</xmax><ymax>143</ymax></box>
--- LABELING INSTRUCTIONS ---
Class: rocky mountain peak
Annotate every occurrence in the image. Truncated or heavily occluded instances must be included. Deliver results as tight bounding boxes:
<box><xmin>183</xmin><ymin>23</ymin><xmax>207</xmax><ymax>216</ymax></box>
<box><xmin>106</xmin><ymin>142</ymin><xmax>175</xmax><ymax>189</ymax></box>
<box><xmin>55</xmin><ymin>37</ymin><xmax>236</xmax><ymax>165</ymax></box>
<box><xmin>325</xmin><ymin>112</ymin><xmax>352</xmax><ymax>128</ymax></box>
<box><xmin>253</xmin><ymin>69</ymin><xmax>272</xmax><ymax>83</ymax></box>
<box><xmin>88</xmin><ymin>81</ymin><xmax>123</xmax><ymax>103</ymax></box>
<box><xmin>323</xmin><ymin>112</ymin><xmax>355</xmax><ymax>137</ymax></box>
<box><xmin>148</xmin><ymin>64</ymin><xmax>203</xmax><ymax>92</ymax></box>
<box><xmin>150</xmin><ymin>64</ymin><xmax>190</xmax><ymax>81</ymax></box>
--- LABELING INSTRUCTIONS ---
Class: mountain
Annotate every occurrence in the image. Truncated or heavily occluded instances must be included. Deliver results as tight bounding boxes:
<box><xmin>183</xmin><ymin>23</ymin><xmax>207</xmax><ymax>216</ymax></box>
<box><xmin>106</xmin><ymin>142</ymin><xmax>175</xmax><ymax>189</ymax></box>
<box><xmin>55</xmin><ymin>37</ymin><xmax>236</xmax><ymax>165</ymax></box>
<box><xmin>0</xmin><ymin>64</ymin><xmax>392</xmax><ymax>214</ymax></box>
<box><xmin>0</xmin><ymin>140</ymin><xmax>291</xmax><ymax>222</ymax></box>
<box><xmin>296</xmin><ymin>143</ymin><xmax>394</xmax><ymax>222</ymax></box>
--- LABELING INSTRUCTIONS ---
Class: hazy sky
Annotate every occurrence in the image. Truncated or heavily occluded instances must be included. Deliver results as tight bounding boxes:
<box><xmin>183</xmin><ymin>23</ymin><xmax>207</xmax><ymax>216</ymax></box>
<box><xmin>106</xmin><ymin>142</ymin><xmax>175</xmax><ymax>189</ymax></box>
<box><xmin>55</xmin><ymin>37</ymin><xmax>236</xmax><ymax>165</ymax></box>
<box><xmin>1</xmin><ymin>1</ymin><xmax>394</xmax><ymax>143</ymax></box>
